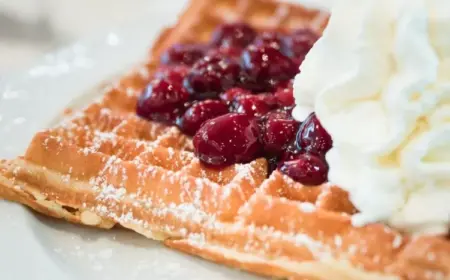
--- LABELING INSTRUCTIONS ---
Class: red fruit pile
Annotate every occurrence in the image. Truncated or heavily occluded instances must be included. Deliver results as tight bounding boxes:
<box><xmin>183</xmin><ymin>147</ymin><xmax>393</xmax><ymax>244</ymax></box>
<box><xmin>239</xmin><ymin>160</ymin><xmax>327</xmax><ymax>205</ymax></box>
<box><xmin>136</xmin><ymin>22</ymin><xmax>331</xmax><ymax>185</ymax></box>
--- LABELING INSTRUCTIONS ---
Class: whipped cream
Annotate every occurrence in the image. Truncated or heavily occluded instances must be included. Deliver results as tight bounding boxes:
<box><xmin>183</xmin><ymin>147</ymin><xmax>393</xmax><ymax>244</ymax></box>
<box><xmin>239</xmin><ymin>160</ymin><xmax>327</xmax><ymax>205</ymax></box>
<box><xmin>293</xmin><ymin>0</ymin><xmax>450</xmax><ymax>234</ymax></box>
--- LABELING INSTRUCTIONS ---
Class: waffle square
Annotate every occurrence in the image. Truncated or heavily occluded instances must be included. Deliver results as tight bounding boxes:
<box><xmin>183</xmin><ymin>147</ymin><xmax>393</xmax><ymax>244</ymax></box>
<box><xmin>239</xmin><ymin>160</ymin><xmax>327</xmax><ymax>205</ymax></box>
<box><xmin>0</xmin><ymin>0</ymin><xmax>448</xmax><ymax>279</ymax></box>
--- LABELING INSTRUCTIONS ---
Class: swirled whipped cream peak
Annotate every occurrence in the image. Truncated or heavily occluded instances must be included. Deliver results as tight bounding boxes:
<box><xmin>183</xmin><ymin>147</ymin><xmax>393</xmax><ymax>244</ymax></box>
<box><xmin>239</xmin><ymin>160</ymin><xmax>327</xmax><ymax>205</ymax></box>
<box><xmin>293</xmin><ymin>0</ymin><xmax>450</xmax><ymax>235</ymax></box>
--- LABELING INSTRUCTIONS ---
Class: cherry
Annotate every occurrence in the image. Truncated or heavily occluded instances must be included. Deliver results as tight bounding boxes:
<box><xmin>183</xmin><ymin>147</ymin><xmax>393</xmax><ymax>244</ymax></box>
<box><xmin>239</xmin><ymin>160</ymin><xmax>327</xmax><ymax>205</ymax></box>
<box><xmin>231</xmin><ymin>95</ymin><xmax>271</xmax><ymax>117</ymax></box>
<box><xmin>207</xmin><ymin>46</ymin><xmax>243</xmax><ymax>60</ymax></box>
<box><xmin>280</xmin><ymin>142</ymin><xmax>302</xmax><ymax>162</ymax></box>
<box><xmin>256</xmin><ymin>93</ymin><xmax>278</xmax><ymax>109</ymax></box>
<box><xmin>261</xmin><ymin>110</ymin><xmax>299</xmax><ymax>154</ymax></box>
<box><xmin>193</xmin><ymin>113</ymin><xmax>262</xmax><ymax>167</ymax></box>
<box><xmin>296</xmin><ymin>113</ymin><xmax>332</xmax><ymax>155</ymax></box>
<box><xmin>240</xmin><ymin>44</ymin><xmax>297</xmax><ymax>92</ymax></box>
<box><xmin>136</xmin><ymin>79</ymin><xmax>189</xmax><ymax>123</ymax></box>
<box><xmin>278</xmin><ymin>153</ymin><xmax>328</xmax><ymax>185</ymax></box>
<box><xmin>219</xmin><ymin>87</ymin><xmax>252</xmax><ymax>104</ymax></box>
<box><xmin>211</xmin><ymin>22</ymin><xmax>256</xmax><ymax>49</ymax></box>
<box><xmin>160</xmin><ymin>44</ymin><xmax>206</xmax><ymax>66</ymax></box>
<box><xmin>274</xmin><ymin>81</ymin><xmax>295</xmax><ymax>107</ymax></box>
<box><xmin>253</xmin><ymin>31</ymin><xmax>285</xmax><ymax>49</ymax></box>
<box><xmin>283</xmin><ymin>29</ymin><xmax>318</xmax><ymax>67</ymax></box>
<box><xmin>176</xmin><ymin>100</ymin><xmax>229</xmax><ymax>136</ymax></box>
<box><xmin>183</xmin><ymin>54</ymin><xmax>241</xmax><ymax>100</ymax></box>
<box><xmin>281</xmin><ymin>105</ymin><xmax>295</xmax><ymax>115</ymax></box>
<box><xmin>153</xmin><ymin>65</ymin><xmax>189</xmax><ymax>83</ymax></box>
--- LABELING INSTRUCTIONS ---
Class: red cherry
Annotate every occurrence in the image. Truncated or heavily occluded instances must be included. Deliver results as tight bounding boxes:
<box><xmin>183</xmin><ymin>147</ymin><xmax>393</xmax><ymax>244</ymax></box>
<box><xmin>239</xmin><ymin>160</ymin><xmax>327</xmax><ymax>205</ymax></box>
<box><xmin>183</xmin><ymin>54</ymin><xmax>241</xmax><ymax>100</ymax></box>
<box><xmin>296</xmin><ymin>113</ymin><xmax>332</xmax><ymax>155</ymax></box>
<box><xmin>253</xmin><ymin>31</ymin><xmax>285</xmax><ymax>49</ymax></box>
<box><xmin>261</xmin><ymin>110</ymin><xmax>300</xmax><ymax>154</ymax></box>
<box><xmin>176</xmin><ymin>100</ymin><xmax>229</xmax><ymax>136</ymax></box>
<box><xmin>256</xmin><ymin>93</ymin><xmax>278</xmax><ymax>109</ymax></box>
<box><xmin>278</xmin><ymin>153</ymin><xmax>328</xmax><ymax>185</ymax></box>
<box><xmin>219</xmin><ymin>87</ymin><xmax>252</xmax><ymax>104</ymax></box>
<box><xmin>274</xmin><ymin>81</ymin><xmax>295</xmax><ymax>107</ymax></box>
<box><xmin>207</xmin><ymin>46</ymin><xmax>243</xmax><ymax>60</ymax></box>
<box><xmin>280</xmin><ymin>142</ymin><xmax>302</xmax><ymax>162</ymax></box>
<box><xmin>240</xmin><ymin>44</ymin><xmax>297</xmax><ymax>92</ymax></box>
<box><xmin>160</xmin><ymin>44</ymin><xmax>207</xmax><ymax>66</ymax></box>
<box><xmin>153</xmin><ymin>65</ymin><xmax>189</xmax><ymax>83</ymax></box>
<box><xmin>136</xmin><ymin>79</ymin><xmax>189</xmax><ymax>123</ymax></box>
<box><xmin>193</xmin><ymin>113</ymin><xmax>263</xmax><ymax>167</ymax></box>
<box><xmin>283</xmin><ymin>29</ymin><xmax>319</xmax><ymax>67</ymax></box>
<box><xmin>211</xmin><ymin>22</ymin><xmax>257</xmax><ymax>48</ymax></box>
<box><xmin>231</xmin><ymin>95</ymin><xmax>271</xmax><ymax>117</ymax></box>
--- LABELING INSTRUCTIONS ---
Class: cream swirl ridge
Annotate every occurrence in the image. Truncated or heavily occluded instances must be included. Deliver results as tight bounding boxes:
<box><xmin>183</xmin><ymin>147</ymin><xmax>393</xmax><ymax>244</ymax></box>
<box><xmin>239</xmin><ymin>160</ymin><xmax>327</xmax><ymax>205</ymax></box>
<box><xmin>293</xmin><ymin>0</ymin><xmax>450</xmax><ymax>234</ymax></box>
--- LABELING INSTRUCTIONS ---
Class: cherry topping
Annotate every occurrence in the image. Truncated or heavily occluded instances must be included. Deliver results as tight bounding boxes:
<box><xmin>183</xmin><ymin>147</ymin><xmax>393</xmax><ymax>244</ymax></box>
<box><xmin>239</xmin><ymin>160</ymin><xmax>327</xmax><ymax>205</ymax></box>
<box><xmin>278</xmin><ymin>153</ymin><xmax>328</xmax><ymax>185</ymax></box>
<box><xmin>219</xmin><ymin>87</ymin><xmax>252</xmax><ymax>104</ymax></box>
<box><xmin>211</xmin><ymin>22</ymin><xmax>257</xmax><ymax>49</ymax></box>
<box><xmin>154</xmin><ymin>65</ymin><xmax>189</xmax><ymax>83</ymax></box>
<box><xmin>176</xmin><ymin>100</ymin><xmax>229</xmax><ymax>136</ymax></box>
<box><xmin>256</xmin><ymin>93</ymin><xmax>279</xmax><ymax>109</ymax></box>
<box><xmin>296</xmin><ymin>113</ymin><xmax>332</xmax><ymax>155</ymax></box>
<box><xmin>193</xmin><ymin>113</ymin><xmax>262</xmax><ymax>167</ymax></box>
<box><xmin>274</xmin><ymin>81</ymin><xmax>295</xmax><ymax>107</ymax></box>
<box><xmin>283</xmin><ymin>29</ymin><xmax>318</xmax><ymax>66</ymax></box>
<box><xmin>183</xmin><ymin>54</ymin><xmax>241</xmax><ymax>100</ymax></box>
<box><xmin>261</xmin><ymin>111</ymin><xmax>299</xmax><ymax>154</ymax></box>
<box><xmin>207</xmin><ymin>46</ymin><xmax>243</xmax><ymax>60</ymax></box>
<box><xmin>241</xmin><ymin>44</ymin><xmax>297</xmax><ymax>92</ymax></box>
<box><xmin>231</xmin><ymin>95</ymin><xmax>271</xmax><ymax>117</ymax></box>
<box><xmin>280</xmin><ymin>142</ymin><xmax>302</xmax><ymax>162</ymax></box>
<box><xmin>160</xmin><ymin>44</ymin><xmax>206</xmax><ymax>66</ymax></box>
<box><xmin>136</xmin><ymin>79</ymin><xmax>189</xmax><ymax>123</ymax></box>
<box><xmin>253</xmin><ymin>31</ymin><xmax>285</xmax><ymax>49</ymax></box>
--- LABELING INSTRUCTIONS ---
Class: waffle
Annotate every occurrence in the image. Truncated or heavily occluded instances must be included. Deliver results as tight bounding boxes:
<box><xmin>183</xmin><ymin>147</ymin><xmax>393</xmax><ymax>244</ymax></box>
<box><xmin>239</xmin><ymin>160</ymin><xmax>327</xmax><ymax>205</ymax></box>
<box><xmin>1</xmin><ymin>0</ymin><xmax>449</xmax><ymax>279</ymax></box>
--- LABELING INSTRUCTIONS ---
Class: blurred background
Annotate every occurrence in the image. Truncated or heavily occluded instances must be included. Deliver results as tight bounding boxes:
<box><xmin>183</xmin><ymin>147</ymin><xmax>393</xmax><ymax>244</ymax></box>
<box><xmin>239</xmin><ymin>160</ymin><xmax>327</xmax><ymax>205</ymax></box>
<box><xmin>0</xmin><ymin>0</ymin><xmax>189</xmax><ymax>74</ymax></box>
<box><xmin>0</xmin><ymin>0</ymin><xmax>332</xmax><ymax>74</ymax></box>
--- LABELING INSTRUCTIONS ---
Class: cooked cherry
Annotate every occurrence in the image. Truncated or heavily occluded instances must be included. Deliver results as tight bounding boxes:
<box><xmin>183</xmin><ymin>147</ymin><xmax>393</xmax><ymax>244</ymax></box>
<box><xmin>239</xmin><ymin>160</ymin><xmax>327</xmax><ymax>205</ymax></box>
<box><xmin>211</xmin><ymin>22</ymin><xmax>256</xmax><ymax>48</ymax></box>
<box><xmin>278</xmin><ymin>153</ymin><xmax>328</xmax><ymax>185</ymax></box>
<box><xmin>231</xmin><ymin>95</ymin><xmax>271</xmax><ymax>117</ymax></box>
<box><xmin>136</xmin><ymin>79</ymin><xmax>189</xmax><ymax>123</ymax></box>
<box><xmin>261</xmin><ymin>110</ymin><xmax>299</xmax><ymax>154</ymax></box>
<box><xmin>193</xmin><ymin>113</ymin><xmax>262</xmax><ymax>166</ymax></box>
<box><xmin>241</xmin><ymin>44</ymin><xmax>297</xmax><ymax>92</ymax></box>
<box><xmin>274</xmin><ymin>81</ymin><xmax>295</xmax><ymax>107</ymax></box>
<box><xmin>253</xmin><ymin>31</ymin><xmax>285</xmax><ymax>49</ymax></box>
<box><xmin>281</xmin><ymin>105</ymin><xmax>295</xmax><ymax>115</ymax></box>
<box><xmin>219</xmin><ymin>87</ymin><xmax>252</xmax><ymax>104</ymax></box>
<box><xmin>183</xmin><ymin>54</ymin><xmax>241</xmax><ymax>100</ymax></box>
<box><xmin>176</xmin><ymin>100</ymin><xmax>229</xmax><ymax>136</ymax></box>
<box><xmin>207</xmin><ymin>46</ymin><xmax>243</xmax><ymax>60</ymax></box>
<box><xmin>160</xmin><ymin>44</ymin><xmax>206</xmax><ymax>66</ymax></box>
<box><xmin>153</xmin><ymin>65</ymin><xmax>189</xmax><ymax>83</ymax></box>
<box><xmin>296</xmin><ymin>113</ymin><xmax>332</xmax><ymax>155</ymax></box>
<box><xmin>280</xmin><ymin>142</ymin><xmax>302</xmax><ymax>161</ymax></box>
<box><xmin>256</xmin><ymin>93</ymin><xmax>278</xmax><ymax>109</ymax></box>
<box><xmin>283</xmin><ymin>29</ymin><xmax>318</xmax><ymax>66</ymax></box>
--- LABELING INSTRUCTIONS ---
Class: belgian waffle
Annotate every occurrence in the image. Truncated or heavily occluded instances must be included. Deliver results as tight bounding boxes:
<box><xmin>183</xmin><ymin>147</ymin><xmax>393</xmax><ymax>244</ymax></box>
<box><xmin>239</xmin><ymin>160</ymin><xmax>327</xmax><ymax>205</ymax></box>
<box><xmin>0</xmin><ymin>0</ymin><xmax>449</xmax><ymax>279</ymax></box>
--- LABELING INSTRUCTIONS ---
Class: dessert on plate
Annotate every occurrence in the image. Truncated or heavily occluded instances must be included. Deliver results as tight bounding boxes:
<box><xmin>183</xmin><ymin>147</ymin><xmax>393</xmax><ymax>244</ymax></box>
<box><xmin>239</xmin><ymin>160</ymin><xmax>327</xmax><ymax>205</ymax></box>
<box><xmin>0</xmin><ymin>0</ymin><xmax>449</xmax><ymax>279</ymax></box>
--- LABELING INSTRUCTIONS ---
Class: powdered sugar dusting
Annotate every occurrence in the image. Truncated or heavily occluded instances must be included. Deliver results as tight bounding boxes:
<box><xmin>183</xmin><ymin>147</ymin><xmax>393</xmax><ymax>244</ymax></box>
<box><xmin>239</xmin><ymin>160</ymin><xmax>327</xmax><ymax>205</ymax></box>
<box><xmin>299</xmin><ymin>202</ymin><xmax>316</xmax><ymax>213</ymax></box>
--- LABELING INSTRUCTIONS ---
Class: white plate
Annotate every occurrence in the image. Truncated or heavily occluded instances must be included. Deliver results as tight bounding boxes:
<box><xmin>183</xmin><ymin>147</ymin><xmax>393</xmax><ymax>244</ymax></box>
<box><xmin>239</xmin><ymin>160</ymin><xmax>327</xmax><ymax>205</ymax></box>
<box><xmin>0</xmin><ymin>1</ymin><xmax>332</xmax><ymax>279</ymax></box>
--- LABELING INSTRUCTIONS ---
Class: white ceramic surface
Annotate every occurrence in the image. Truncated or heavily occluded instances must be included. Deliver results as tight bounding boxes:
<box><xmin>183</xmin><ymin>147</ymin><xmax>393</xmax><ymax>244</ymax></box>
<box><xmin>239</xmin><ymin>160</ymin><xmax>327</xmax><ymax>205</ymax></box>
<box><xmin>0</xmin><ymin>1</ymin><xmax>331</xmax><ymax>279</ymax></box>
